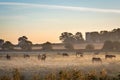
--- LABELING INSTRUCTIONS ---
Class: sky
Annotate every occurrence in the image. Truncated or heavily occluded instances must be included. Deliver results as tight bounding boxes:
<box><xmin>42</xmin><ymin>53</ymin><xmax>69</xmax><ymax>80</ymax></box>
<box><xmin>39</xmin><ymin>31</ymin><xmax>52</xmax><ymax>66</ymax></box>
<box><xmin>0</xmin><ymin>0</ymin><xmax>120</xmax><ymax>44</ymax></box>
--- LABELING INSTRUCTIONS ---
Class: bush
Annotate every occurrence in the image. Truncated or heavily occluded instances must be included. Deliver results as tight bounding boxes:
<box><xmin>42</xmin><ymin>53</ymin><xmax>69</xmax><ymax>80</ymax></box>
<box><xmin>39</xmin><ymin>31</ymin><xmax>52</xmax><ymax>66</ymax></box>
<box><xmin>102</xmin><ymin>41</ymin><xmax>120</xmax><ymax>51</ymax></box>
<box><xmin>42</xmin><ymin>42</ymin><xmax>52</xmax><ymax>50</ymax></box>
<box><xmin>86</xmin><ymin>44</ymin><xmax>94</xmax><ymax>50</ymax></box>
<box><xmin>64</xmin><ymin>43</ymin><xmax>74</xmax><ymax>50</ymax></box>
<box><xmin>102</xmin><ymin>41</ymin><xmax>113</xmax><ymax>51</ymax></box>
<box><xmin>0</xmin><ymin>75</ymin><xmax>11</xmax><ymax>80</ymax></box>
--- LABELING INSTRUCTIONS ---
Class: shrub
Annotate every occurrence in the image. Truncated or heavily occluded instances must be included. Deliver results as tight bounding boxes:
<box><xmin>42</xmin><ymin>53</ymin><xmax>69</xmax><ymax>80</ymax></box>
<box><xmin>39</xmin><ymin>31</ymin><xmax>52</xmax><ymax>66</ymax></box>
<box><xmin>42</xmin><ymin>42</ymin><xmax>52</xmax><ymax>50</ymax></box>
<box><xmin>102</xmin><ymin>40</ymin><xmax>113</xmax><ymax>51</ymax></box>
<box><xmin>64</xmin><ymin>43</ymin><xmax>74</xmax><ymax>50</ymax></box>
<box><xmin>86</xmin><ymin>44</ymin><xmax>94</xmax><ymax>50</ymax></box>
<box><xmin>0</xmin><ymin>75</ymin><xmax>11</xmax><ymax>80</ymax></box>
<box><xmin>12</xmin><ymin>68</ymin><xmax>24</xmax><ymax>80</ymax></box>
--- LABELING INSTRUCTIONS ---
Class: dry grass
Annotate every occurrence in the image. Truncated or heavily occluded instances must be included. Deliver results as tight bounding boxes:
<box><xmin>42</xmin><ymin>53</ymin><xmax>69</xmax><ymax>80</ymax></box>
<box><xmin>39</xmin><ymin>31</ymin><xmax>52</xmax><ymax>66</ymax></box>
<box><xmin>0</xmin><ymin>52</ymin><xmax>120</xmax><ymax>80</ymax></box>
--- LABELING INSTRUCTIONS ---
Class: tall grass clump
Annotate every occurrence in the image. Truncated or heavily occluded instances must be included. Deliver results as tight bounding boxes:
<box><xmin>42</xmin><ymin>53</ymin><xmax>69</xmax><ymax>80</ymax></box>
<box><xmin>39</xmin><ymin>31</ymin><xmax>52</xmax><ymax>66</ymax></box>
<box><xmin>0</xmin><ymin>68</ymin><xmax>120</xmax><ymax>80</ymax></box>
<box><xmin>0</xmin><ymin>75</ymin><xmax>11</xmax><ymax>80</ymax></box>
<box><xmin>12</xmin><ymin>68</ymin><xmax>24</xmax><ymax>80</ymax></box>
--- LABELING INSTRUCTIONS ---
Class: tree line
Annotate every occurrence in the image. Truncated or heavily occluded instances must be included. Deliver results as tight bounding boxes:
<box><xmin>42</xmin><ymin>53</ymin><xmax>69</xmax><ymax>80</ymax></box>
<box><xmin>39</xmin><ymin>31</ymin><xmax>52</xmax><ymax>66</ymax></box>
<box><xmin>0</xmin><ymin>28</ymin><xmax>120</xmax><ymax>51</ymax></box>
<box><xmin>59</xmin><ymin>28</ymin><xmax>120</xmax><ymax>43</ymax></box>
<box><xmin>0</xmin><ymin>36</ymin><xmax>53</xmax><ymax>51</ymax></box>
<box><xmin>86</xmin><ymin>28</ymin><xmax>120</xmax><ymax>43</ymax></box>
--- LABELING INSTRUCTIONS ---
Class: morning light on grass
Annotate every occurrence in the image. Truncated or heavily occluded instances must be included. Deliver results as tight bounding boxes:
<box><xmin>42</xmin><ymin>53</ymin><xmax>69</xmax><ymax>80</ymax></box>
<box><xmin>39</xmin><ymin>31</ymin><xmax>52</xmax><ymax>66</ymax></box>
<box><xmin>0</xmin><ymin>0</ymin><xmax>120</xmax><ymax>80</ymax></box>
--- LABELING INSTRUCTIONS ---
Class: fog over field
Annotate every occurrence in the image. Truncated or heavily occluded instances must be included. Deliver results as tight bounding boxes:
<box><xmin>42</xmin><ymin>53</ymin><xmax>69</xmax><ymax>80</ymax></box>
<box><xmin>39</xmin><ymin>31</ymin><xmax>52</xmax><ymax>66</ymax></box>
<box><xmin>1</xmin><ymin>0</ymin><xmax>120</xmax><ymax>79</ymax></box>
<box><xmin>0</xmin><ymin>52</ymin><xmax>120</xmax><ymax>79</ymax></box>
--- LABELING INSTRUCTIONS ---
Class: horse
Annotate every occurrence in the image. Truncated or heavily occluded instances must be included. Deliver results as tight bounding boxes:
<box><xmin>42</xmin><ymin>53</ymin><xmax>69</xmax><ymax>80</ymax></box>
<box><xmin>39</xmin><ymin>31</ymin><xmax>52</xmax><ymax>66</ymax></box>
<box><xmin>38</xmin><ymin>54</ymin><xmax>41</xmax><ymax>60</ymax></box>
<box><xmin>6</xmin><ymin>54</ymin><xmax>11</xmax><ymax>60</ymax></box>
<box><xmin>62</xmin><ymin>53</ymin><xmax>69</xmax><ymax>56</ymax></box>
<box><xmin>24</xmin><ymin>54</ymin><xmax>30</xmax><ymax>58</ymax></box>
<box><xmin>105</xmin><ymin>54</ymin><xmax>116</xmax><ymax>59</ymax></box>
<box><xmin>76</xmin><ymin>51</ymin><xmax>83</xmax><ymax>57</ymax></box>
<box><xmin>92</xmin><ymin>57</ymin><xmax>102</xmax><ymax>63</ymax></box>
<box><xmin>41</xmin><ymin>54</ymin><xmax>46</xmax><ymax>61</ymax></box>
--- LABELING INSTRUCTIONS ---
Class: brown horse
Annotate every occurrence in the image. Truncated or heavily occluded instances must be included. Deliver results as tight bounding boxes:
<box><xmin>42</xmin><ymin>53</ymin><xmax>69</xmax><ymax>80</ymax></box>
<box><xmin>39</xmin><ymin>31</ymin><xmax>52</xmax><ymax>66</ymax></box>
<box><xmin>62</xmin><ymin>53</ymin><xmax>69</xmax><ymax>56</ymax></box>
<box><xmin>38</xmin><ymin>54</ymin><xmax>41</xmax><ymax>60</ymax></box>
<box><xmin>24</xmin><ymin>54</ymin><xmax>30</xmax><ymax>58</ymax></box>
<box><xmin>6</xmin><ymin>54</ymin><xmax>11</xmax><ymax>60</ymax></box>
<box><xmin>41</xmin><ymin>54</ymin><xmax>46</xmax><ymax>61</ymax></box>
<box><xmin>76</xmin><ymin>51</ymin><xmax>83</xmax><ymax>57</ymax></box>
<box><xmin>92</xmin><ymin>57</ymin><xmax>102</xmax><ymax>63</ymax></box>
<box><xmin>105</xmin><ymin>54</ymin><xmax>116</xmax><ymax>59</ymax></box>
<box><xmin>38</xmin><ymin>54</ymin><xmax>46</xmax><ymax>61</ymax></box>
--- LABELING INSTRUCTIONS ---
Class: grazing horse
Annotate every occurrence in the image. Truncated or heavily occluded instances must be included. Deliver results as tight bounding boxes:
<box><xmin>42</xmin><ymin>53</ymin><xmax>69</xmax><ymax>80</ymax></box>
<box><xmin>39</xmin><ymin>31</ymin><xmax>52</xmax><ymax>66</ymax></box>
<box><xmin>24</xmin><ymin>54</ymin><xmax>30</xmax><ymax>58</ymax></box>
<box><xmin>62</xmin><ymin>53</ymin><xmax>69</xmax><ymax>56</ymax></box>
<box><xmin>105</xmin><ymin>54</ymin><xmax>116</xmax><ymax>59</ymax></box>
<box><xmin>6</xmin><ymin>54</ymin><xmax>11</xmax><ymax>60</ymax></box>
<box><xmin>92</xmin><ymin>57</ymin><xmax>102</xmax><ymax>63</ymax></box>
<box><xmin>76</xmin><ymin>51</ymin><xmax>83</xmax><ymax>57</ymax></box>
<box><xmin>41</xmin><ymin>54</ymin><xmax>46</xmax><ymax>61</ymax></box>
<box><xmin>38</xmin><ymin>54</ymin><xmax>41</xmax><ymax>60</ymax></box>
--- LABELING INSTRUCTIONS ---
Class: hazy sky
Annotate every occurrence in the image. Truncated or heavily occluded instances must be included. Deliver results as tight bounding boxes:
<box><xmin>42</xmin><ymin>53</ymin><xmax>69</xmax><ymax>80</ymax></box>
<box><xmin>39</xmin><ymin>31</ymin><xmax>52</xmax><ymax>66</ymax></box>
<box><xmin>0</xmin><ymin>0</ymin><xmax>120</xmax><ymax>44</ymax></box>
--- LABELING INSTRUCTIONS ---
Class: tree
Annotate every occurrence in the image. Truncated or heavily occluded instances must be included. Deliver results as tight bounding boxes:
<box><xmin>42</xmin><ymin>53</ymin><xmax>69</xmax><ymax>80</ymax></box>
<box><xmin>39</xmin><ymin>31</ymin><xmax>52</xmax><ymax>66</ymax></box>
<box><xmin>90</xmin><ymin>32</ymin><xmax>100</xmax><ymax>43</ymax></box>
<box><xmin>18</xmin><ymin>36</ymin><xmax>32</xmax><ymax>50</ymax></box>
<box><xmin>42</xmin><ymin>41</ymin><xmax>52</xmax><ymax>50</ymax></box>
<box><xmin>102</xmin><ymin>41</ymin><xmax>113</xmax><ymax>51</ymax></box>
<box><xmin>100</xmin><ymin>31</ymin><xmax>109</xmax><ymax>42</ymax></box>
<box><xmin>85</xmin><ymin>44</ymin><xmax>94</xmax><ymax>50</ymax></box>
<box><xmin>75</xmin><ymin>32</ymin><xmax>84</xmax><ymax>43</ymax></box>
<box><xmin>1</xmin><ymin>41</ymin><xmax>14</xmax><ymax>50</ymax></box>
<box><xmin>102</xmin><ymin>41</ymin><xmax>120</xmax><ymax>51</ymax></box>
<box><xmin>112</xmin><ymin>41</ymin><xmax>120</xmax><ymax>51</ymax></box>
<box><xmin>59</xmin><ymin>32</ymin><xmax>84</xmax><ymax>43</ymax></box>
<box><xmin>0</xmin><ymin>39</ymin><xmax>4</xmax><ymax>48</ymax></box>
<box><xmin>64</xmin><ymin>43</ymin><xmax>74</xmax><ymax>50</ymax></box>
<box><xmin>59</xmin><ymin>32</ymin><xmax>75</xmax><ymax>43</ymax></box>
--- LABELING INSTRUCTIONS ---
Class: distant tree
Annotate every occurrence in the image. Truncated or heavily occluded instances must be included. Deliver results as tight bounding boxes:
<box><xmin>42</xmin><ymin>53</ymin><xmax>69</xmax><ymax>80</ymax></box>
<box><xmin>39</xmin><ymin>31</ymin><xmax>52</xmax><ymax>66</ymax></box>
<box><xmin>112</xmin><ymin>28</ymin><xmax>120</xmax><ymax>41</ymax></box>
<box><xmin>0</xmin><ymin>39</ymin><xmax>4</xmax><ymax>48</ymax></box>
<box><xmin>102</xmin><ymin>41</ymin><xmax>113</xmax><ymax>51</ymax></box>
<box><xmin>85</xmin><ymin>44</ymin><xmax>94</xmax><ymax>50</ymax></box>
<box><xmin>1</xmin><ymin>41</ymin><xmax>14</xmax><ymax>50</ymax></box>
<box><xmin>42</xmin><ymin>41</ymin><xmax>52</xmax><ymax>50</ymax></box>
<box><xmin>18</xmin><ymin>36</ymin><xmax>32</xmax><ymax>50</ymax></box>
<box><xmin>59</xmin><ymin>32</ymin><xmax>85</xmax><ymax>44</ymax></box>
<box><xmin>86</xmin><ymin>28</ymin><xmax>120</xmax><ymax>43</ymax></box>
<box><xmin>90</xmin><ymin>32</ymin><xmax>100</xmax><ymax>43</ymax></box>
<box><xmin>59</xmin><ymin>32</ymin><xmax>75</xmax><ymax>43</ymax></box>
<box><xmin>100</xmin><ymin>30</ymin><xmax>108</xmax><ymax>42</ymax></box>
<box><xmin>112</xmin><ymin>41</ymin><xmax>120</xmax><ymax>51</ymax></box>
<box><xmin>75</xmin><ymin>32</ymin><xmax>84</xmax><ymax>43</ymax></box>
<box><xmin>100</xmin><ymin>28</ymin><xmax>120</xmax><ymax>42</ymax></box>
<box><xmin>64</xmin><ymin>43</ymin><xmax>74</xmax><ymax>50</ymax></box>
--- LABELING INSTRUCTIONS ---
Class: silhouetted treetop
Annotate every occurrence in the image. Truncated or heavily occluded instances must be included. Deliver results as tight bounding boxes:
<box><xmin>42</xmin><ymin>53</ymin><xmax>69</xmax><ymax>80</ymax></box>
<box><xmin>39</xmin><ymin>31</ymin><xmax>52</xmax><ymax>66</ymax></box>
<box><xmin>42</xmin><ymin>41</ymin><xmax>52</xmax><ymax>50</ymax></box>
<box><xmin>1</xmin><ymin>41</ymin><xmax>14</xmax><ymax>50</ymax></box>
<box><xmin>18</xmin><ymin>36</ymin><xmax>32</xmax><ymax>50</ymax></box>
<box><xmin>86</xmin><ymin>28</ymin><xmax>120</xmax><ymax>43</ymax></box>
<box><xmin>0</xmin><ymin>39</ymin><xmax>4</xmax><ymax>48</ymax></box>
<box><xmin>59</xmin><ymin>32</ymin><xmax>84</xmax><ymax>44</ymax></box>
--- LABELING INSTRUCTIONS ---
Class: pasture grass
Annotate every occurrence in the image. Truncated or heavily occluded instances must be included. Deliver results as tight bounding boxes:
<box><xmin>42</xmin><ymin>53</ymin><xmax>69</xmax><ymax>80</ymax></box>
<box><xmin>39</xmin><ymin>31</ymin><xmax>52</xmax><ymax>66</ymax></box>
<box><xmin>0</xmin><ymin>52</ymin><xmax>120</xmax><ymax>80</ymax></box>
<box><xmin>0</xmin><ymin>68</ymin><xmax>120</xmax><ymax>80</ymax></box>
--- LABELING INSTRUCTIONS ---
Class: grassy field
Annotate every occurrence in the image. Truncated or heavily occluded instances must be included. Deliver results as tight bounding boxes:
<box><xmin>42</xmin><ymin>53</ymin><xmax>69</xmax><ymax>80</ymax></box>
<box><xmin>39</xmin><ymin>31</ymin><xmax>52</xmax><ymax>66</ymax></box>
<box><xmin>0</xmin><ymin>52</ymin><xmax>120</xmax><ymax>80</ymax></box>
